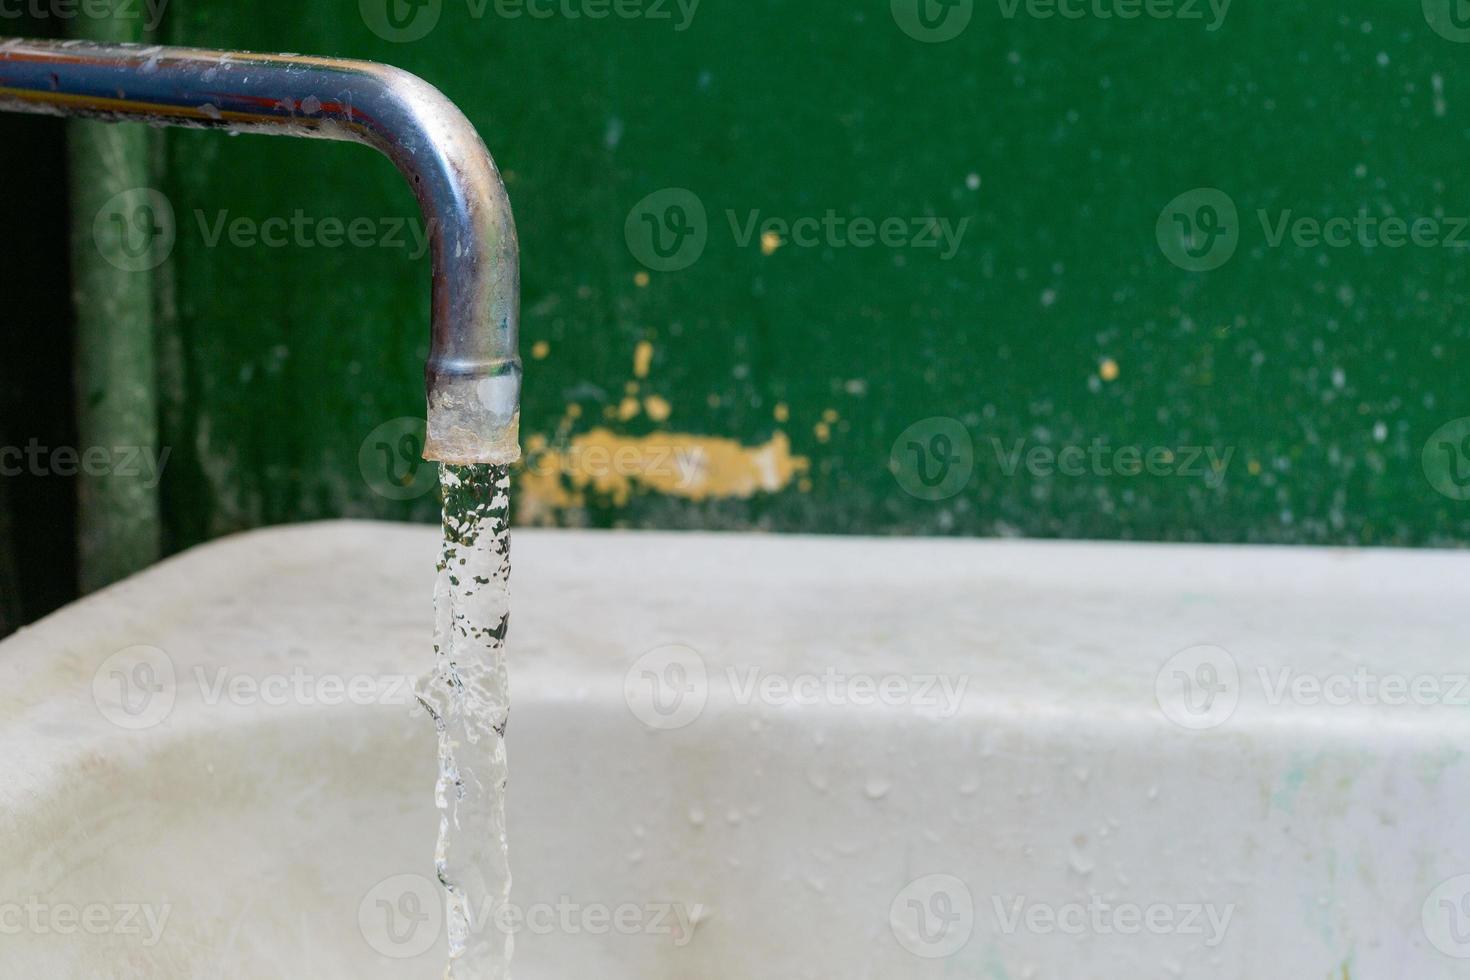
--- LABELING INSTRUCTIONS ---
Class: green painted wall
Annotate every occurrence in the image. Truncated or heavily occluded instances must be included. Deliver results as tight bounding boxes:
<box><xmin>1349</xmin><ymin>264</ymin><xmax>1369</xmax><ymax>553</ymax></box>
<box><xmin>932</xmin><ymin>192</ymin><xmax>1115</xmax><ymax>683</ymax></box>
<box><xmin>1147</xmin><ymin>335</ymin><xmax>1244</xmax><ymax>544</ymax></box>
<box><xmin>147</xmin><ymin>0</ymin><xmax>1470</xmax><ymax>549</ymax></box>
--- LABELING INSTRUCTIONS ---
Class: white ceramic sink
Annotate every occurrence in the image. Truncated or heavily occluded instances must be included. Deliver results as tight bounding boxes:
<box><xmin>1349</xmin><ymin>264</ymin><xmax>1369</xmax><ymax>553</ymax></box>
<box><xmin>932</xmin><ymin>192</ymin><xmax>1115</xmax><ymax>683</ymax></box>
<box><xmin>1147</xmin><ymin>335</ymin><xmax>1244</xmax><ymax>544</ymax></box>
<box><xmin>3</xmin><ymin>521</ymin><xmax>1469</xmax><ymax>978</ymax></box>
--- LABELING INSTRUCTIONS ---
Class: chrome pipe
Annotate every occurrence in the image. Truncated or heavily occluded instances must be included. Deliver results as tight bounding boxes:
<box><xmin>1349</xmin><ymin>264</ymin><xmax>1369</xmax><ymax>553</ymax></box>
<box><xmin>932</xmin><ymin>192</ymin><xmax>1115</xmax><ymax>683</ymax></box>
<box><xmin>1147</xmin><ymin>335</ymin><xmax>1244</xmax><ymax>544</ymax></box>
<box><xmin>0</xmin><ymin>37</ymin><xmax>521</xmax><ymax>464</ymax></box>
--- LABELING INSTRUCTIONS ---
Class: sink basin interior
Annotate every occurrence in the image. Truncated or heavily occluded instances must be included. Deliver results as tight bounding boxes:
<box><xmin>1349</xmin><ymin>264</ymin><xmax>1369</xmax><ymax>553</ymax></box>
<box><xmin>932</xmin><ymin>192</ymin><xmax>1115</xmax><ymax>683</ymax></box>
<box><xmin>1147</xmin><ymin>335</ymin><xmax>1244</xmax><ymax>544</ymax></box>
<box><xmin>3</xmin><ymin>522</ymin><xmax>1469</xmax><ymax>978</ymax></box>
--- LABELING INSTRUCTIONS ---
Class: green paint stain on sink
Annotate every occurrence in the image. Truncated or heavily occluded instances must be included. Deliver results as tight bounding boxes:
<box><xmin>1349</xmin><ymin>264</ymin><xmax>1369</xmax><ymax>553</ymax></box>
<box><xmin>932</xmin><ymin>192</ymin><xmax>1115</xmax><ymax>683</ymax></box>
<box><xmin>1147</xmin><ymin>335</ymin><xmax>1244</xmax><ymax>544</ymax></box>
<box><xmin>1272</xmin><ymin>756</ymin><xmax>1316</xmax><ymax>815</ymax></box>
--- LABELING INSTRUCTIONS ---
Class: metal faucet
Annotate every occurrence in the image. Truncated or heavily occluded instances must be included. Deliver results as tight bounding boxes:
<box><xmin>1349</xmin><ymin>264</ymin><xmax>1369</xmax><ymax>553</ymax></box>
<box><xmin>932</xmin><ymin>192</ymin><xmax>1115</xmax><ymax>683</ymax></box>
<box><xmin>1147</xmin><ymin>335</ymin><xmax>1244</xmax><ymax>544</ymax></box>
<box><xmin>0</xmin><ymin>38</ymin><xmax>522</xmax><ymax>465</ymax></box>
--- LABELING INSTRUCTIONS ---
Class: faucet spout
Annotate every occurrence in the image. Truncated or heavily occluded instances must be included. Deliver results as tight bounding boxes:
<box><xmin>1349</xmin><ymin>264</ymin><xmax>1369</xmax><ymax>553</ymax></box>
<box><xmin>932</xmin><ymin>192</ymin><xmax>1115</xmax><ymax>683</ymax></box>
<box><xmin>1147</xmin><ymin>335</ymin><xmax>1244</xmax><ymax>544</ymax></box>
<box><xmin>0</xmin><ymin>37</ymin><xmax>521</xmax><ymax>464</ymax></box>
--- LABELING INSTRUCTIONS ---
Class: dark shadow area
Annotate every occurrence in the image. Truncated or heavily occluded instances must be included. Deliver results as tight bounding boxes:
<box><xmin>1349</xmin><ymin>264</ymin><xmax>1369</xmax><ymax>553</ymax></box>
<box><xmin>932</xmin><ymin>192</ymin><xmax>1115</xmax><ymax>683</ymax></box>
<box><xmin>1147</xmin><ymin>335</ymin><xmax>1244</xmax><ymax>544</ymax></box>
<box><xmin>0</xmin><ymin>20</ymin><xmax>79</xmax><ymax>636</ymax></box>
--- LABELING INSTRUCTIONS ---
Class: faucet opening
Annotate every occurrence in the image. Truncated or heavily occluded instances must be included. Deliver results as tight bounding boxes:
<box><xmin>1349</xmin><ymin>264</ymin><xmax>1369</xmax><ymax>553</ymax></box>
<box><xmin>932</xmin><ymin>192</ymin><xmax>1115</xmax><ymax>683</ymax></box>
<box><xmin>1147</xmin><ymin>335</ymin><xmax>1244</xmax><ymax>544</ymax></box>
<box><xmin>0</xmin><ymin>37</ymin><xmax>521</xmax><ymax>465</ymax></box>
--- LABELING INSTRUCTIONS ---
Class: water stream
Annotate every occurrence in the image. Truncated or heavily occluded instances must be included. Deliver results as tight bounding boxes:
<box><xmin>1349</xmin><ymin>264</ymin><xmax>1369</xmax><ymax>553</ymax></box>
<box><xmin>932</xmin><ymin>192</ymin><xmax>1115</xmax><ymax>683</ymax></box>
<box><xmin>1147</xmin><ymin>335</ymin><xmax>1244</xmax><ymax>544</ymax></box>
<box><xmin>417</xmin><ymin>463</ymin><xmax>515</xmax><ymax>979</ymax></box>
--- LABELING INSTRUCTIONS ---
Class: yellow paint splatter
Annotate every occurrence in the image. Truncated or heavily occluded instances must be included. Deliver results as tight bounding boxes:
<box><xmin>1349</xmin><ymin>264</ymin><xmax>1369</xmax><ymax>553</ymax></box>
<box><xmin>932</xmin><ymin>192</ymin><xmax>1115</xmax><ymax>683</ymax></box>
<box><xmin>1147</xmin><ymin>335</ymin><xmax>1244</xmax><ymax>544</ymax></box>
<box><xmin>517</xmin><ymin>429</ymin><xmax>810</xmax><ymax>520</ymax></box>
<box><xmin>761</xmin><ymin>231</ymin><xmax>783</xmax><ymax>255</ymax></box>
<box><xmin>633</xmin><ymin>340</ymin><xmax>654</xmax><ymax>379</ymax></box>
<box><xmin>814</xmin><ymin>422</ymin><xmax>831</xmax><ymax>443</ymax></box>
<box><xmin>1099</xmin><ymin>358</ymin><xmax>1120</xmax><ymax>382</ymax></box>
<box><xmin>625</xmin><ymin>381</ymin><xmax>640</xmax><ymax>396</ymax></box>
<box><xmin>822</xmin><ymin>408</ymin><xmax>840</xmax><ymax>424</ymax></box>
<box><xmin>644</xmin><ymin>395</ymin><xmax>672</xmax><ymax>422</ymax></box>
<box><xmin>774</xmin><ymin>402</ymin><xmax>790</xmax><ymax>423</ymax></box>
<box><xmin>617</xmin><ymin>397</ymin><xmax>641</xmax><ymax>421</ymax></box>
<box><xmin>634</xmin><ymin>271</ymin><xmax>650</xmax><ymax>287</ymax></box>
<box><xmin>531</xmin><ymin>340</ymin><xmax>550</xmax><ymax>360</ymax></box>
